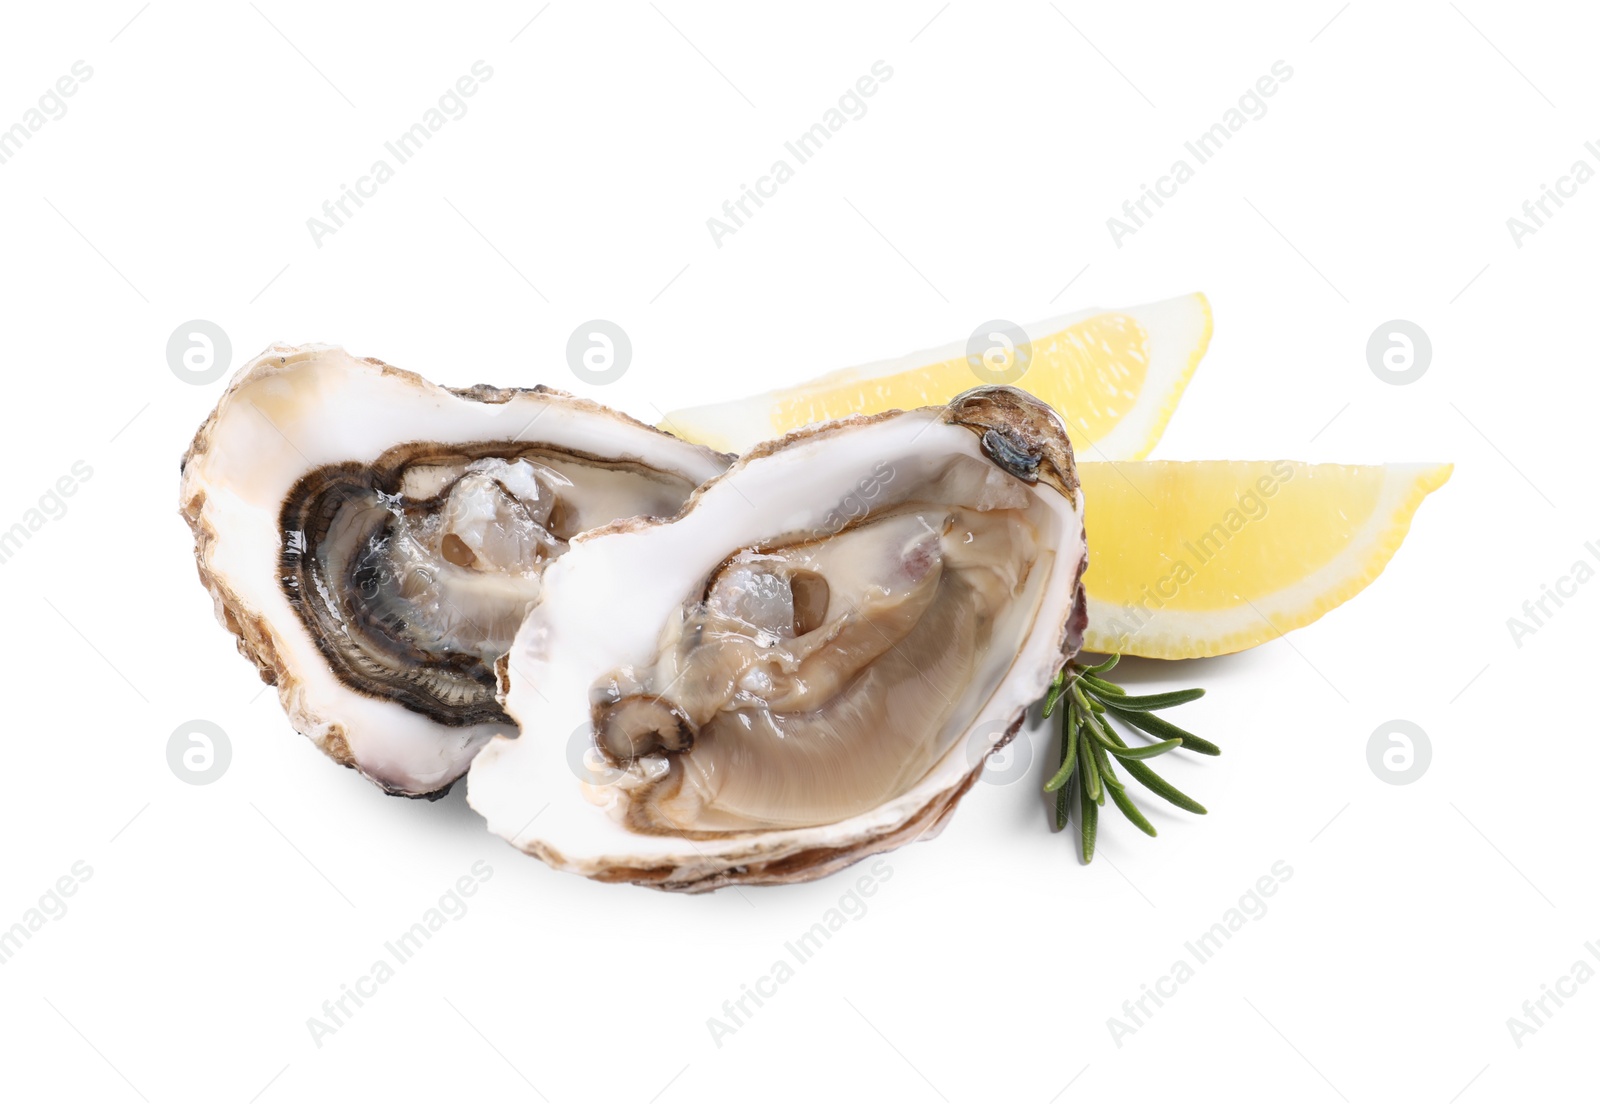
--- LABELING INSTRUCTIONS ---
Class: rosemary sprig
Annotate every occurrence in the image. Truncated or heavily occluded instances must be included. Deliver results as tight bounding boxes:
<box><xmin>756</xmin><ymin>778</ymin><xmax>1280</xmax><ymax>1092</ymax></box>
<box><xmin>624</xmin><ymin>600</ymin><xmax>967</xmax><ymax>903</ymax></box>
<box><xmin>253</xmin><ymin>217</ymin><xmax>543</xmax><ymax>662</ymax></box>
<box><xmin>1040</xmin><ymin>654</ymin><xmax>1219</xmax><ymax>863</ymax></box>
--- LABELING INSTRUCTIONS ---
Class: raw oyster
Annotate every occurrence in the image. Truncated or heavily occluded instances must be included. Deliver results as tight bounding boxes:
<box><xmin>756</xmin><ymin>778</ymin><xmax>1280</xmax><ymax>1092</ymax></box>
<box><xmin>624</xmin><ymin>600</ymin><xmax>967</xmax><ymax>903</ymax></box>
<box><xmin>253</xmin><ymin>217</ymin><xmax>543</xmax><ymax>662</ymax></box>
<box><xmin>179</xmin><ymin>344</ymin><xmax>730</xmax><ymax>796</ymax></box>
<box><xmin>468</xmin><ymin>386</ymin><xmax>1088</xmax><ymax>889</ymax></box>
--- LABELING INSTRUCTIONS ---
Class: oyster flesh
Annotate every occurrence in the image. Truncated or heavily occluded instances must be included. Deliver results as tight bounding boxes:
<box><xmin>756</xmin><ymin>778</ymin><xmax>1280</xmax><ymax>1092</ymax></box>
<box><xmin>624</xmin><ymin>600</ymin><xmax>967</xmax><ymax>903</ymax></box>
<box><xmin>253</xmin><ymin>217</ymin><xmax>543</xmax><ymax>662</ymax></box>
<box><xmin>179</xmin><ymin>344</ymin><xmax>730</xmax><ymax>796</ymax></box>
<box><xmin>468</xmin><ymin>386</ymin><xmax>1088</xmax><ymax>889</ymax></box>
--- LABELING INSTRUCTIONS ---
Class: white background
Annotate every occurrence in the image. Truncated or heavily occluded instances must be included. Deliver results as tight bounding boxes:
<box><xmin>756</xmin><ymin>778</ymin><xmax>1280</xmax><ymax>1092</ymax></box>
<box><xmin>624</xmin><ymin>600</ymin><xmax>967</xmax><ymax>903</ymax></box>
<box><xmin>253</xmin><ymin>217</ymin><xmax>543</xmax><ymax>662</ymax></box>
<box><xmin>0</xmin><ymin>1</ymin><xmax>1594</xmax><ymax>1104</ymax></box>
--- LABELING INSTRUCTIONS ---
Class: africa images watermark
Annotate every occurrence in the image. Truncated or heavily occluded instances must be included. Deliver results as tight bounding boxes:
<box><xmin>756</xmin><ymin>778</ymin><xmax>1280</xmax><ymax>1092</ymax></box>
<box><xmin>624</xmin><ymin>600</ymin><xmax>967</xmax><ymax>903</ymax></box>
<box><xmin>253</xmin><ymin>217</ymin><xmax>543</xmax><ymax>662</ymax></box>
<box><xmin>1096</xmin><ymin>461</ymin><xmax>1295</xmax><ymax>643</ymax></box>
<box><xmin>307</xmin><ymin>61</ymin><xmax>495</xmax><ymax>247</ymax></box>
<box><xmin>0</xmin><ymin>460</ymin><xmax>95</xmax><ymax>568</ymax></box>
<box><xmin>1505</xmin><ymin>538</ymin><xmax>1600</xmax><ymax>647</ymax></box>
<box><xmin>306</xmin><ymin>861</ymin><xmax>494</xmax><ymax>1047</ymax></box>
<box><xmin>815</xmin><ymin>460</ymin><xmax>895</xmax><ymax>536</ymax></box>
<box><xmin>706</xmin><ymin>857</ymin><xmax>893</xmax><ymax>1047</ymax></box>
<box><xmin>1505</xmin><ymin>141</ymin><xmax>1600</xmax><ymax>248</ymax></box>
<box><xmin>0</xmin><ymin>61</ymin><xmax>94</xmax><ymax>168</ymax></box>
<box><xmin>1107</xmin><ymin>860</ymin><xmax>1295</xmax><ymax>1047</ymax></box>
<box><xmin>1506</xmin><ymin>938</ymin><xmax>1600</xmax><ymax>1047</ymax></box>
<box><xmin>706</xmin><ymin>60</ymin><xmax>894</xmax><ymax>248</ymax></box>
<box><xmin>0</xmin><ymin>860</ymin><xmax>94</xmax><ymax>968</ymax></box>
<box><xmin>1107</xmin><ymin>60</ymin><xmax>1294</xmax><ymax>247</ymax></box>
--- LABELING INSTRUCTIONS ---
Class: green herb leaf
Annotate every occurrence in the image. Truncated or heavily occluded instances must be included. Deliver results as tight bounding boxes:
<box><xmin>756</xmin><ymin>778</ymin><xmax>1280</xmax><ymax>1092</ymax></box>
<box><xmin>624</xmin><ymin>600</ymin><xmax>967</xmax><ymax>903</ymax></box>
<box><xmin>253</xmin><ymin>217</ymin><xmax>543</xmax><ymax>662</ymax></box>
<box><xmin>1044</xmin><ymin>705</ymin><xmax>1079</xmax><ymax>793</ymax></box>
<box><xmin>1104</xmin><ymin>737</ymin><xmax>1183</xmax><ymax>760</ymax></box>
<box><xmin>1042</xmin><ymin>654</ymin><xmax>1218</xmax><ymax>858</ymax></box>
<box><xmin>1113</xmin><ymin>756</ymin><xmax>1208</xmax><ymax>815</ymax></box>
<box><xmin>1080</xmin><ymin>672</ymin><xmax>1128</xmax><ymax>696</ymax></box>
<box><xmin>1091</xmin><ymin>686</ymin><xmax>1206</xmax><ymax>712</ymax></box>
<box><xmin>1081</xmin><ymin>716</ymin><xmax>1103</xmax><ymax>803</ymax></box>
<box><xmin>1080</xmin><ymin>654</ymin><xmax>1122</xmax><ymax>674</ymax></box>
<box><xmin>1091</xmin><ymin>739</ymin><xmax>1126</xmax><ymax>792</ymax></box>
<box><xmin>1109</xmin><ymin>782</ymin><xmax>1158</xmax><ymax>836</ymax></box>
<box><xmin>1042</xmin><ymin>670</ymin><xmax>1067</xmax><ymax>718</ymax></box>
<box><xmin>1107</xmin><ymin>706</ymin><xmax>1222</xmax><ymax>757</ymax></box>
<box><xmin>1078</xmin><ymin>739</ymin><xmax>1099</xmax><ymax>862</ymax></box>
<box><xmin>1072</xmin><ymin>690</ymin><xmax>1118</xmax><ymax>748</ymax></box>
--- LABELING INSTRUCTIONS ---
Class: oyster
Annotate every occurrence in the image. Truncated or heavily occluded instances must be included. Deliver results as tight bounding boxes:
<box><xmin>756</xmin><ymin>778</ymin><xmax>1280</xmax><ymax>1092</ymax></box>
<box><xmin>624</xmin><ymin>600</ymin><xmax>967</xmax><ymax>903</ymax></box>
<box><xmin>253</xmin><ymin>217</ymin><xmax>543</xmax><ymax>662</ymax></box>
<box><xmin>179</xmin><ymin>344</ymin><xmax>730</xmax><ymax>796</ymax></box>
<box><xmin>468</xmin><ymin>387</ymin><xmax>1088</xmax><ymax>890</ymax></box>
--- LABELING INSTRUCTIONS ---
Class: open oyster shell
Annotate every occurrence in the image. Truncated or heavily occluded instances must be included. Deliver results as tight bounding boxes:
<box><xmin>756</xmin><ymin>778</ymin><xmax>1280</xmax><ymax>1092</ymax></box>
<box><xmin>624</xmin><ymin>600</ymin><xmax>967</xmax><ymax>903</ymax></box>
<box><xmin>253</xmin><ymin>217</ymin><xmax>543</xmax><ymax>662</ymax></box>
<box><xmin>179</xmin><ymin>344</ymin><xmax>730</xmax><ymax>796</ymax></box>
<box><xmin>468</xmin><ymin>386</ymin><xmax>1088</xmax><ymax>890</ymax></box>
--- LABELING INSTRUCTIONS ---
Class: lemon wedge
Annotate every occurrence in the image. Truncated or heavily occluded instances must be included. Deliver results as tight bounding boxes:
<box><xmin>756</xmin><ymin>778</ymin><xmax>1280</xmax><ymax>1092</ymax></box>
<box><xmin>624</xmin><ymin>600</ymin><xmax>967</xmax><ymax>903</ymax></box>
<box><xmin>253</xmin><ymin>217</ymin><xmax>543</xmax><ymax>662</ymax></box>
<box><xmin>662</xmin><ymin>292</ymin><xmax>1212</xmax><ymax>457</ymax></box>
<box><xmin>1079</xmin><ymin>460</ymin><xmax>1453</xmax><ymax>658</ymax></box>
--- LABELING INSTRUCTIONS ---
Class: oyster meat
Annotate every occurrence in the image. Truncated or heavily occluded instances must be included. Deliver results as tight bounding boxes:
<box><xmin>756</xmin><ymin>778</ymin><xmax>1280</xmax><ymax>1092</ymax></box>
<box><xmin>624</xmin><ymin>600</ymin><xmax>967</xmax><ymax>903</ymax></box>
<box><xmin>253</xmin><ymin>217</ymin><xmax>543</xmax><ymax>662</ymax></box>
<box><xmin>179</xmin><ymin>344</ymin><xmax>730</xmax><ymax>796</ymax></box>
<box><xmin>468</xmin><ymin>386</ymin><xmax>1088</xmax><ymax>889</ymax></box>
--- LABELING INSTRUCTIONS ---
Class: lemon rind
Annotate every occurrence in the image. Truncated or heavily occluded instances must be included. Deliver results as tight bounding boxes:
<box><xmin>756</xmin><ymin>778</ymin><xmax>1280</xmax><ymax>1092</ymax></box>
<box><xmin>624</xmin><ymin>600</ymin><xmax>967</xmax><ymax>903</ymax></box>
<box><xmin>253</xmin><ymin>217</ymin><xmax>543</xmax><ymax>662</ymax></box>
<box><xmin>661</xmin><ymin>292</ymin><xmax>1213</xmax><ymax>458</ymax></box>
<box><xmin>1125</xmin><ymin>292</ymin><xmax>1212</xmax><ymax>461</ymax></box>
<box><xmin>1082</xmin><ymin>463</ymin><xmax>1452</xmax><ymax>659</ymax></box>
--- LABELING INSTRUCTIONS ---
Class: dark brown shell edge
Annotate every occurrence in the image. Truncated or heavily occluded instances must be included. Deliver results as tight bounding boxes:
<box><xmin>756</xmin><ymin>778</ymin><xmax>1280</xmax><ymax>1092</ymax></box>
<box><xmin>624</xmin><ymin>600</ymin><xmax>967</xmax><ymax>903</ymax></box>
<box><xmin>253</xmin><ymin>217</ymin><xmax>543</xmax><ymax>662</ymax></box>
<box><xmin>946</xmin><ymin>385</ymin><xmax>1089</xmax><ymax>661</ymax></box>
<box><xmin>943</xmin><ymin>385</ymin><xmax>1081</xmax><ymax>507</ymax></box>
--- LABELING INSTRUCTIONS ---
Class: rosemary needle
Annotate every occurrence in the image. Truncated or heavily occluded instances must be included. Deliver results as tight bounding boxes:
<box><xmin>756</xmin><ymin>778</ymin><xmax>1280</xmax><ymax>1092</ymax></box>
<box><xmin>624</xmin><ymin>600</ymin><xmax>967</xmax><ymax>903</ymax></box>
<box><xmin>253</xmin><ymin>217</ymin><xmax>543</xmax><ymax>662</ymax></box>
<box><xmin>1042</xmin><ymin>654</ymin><xmax>1219</xmax><ymax>863</ymax></box>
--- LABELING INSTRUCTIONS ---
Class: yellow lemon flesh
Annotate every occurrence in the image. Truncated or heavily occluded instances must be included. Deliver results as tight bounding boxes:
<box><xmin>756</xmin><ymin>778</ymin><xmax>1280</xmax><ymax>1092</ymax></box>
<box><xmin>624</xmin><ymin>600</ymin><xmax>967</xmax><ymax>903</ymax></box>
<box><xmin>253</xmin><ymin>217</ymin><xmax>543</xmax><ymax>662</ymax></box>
<box><xmin>1079</xmin><ymin>461</ymin><xmax>1453</xmax><ymax>659</ymax></box>
<box><xmin>663</xmin><ymin>292</ymin><xmax>1212</xmax><ymax>458</ymax></box>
